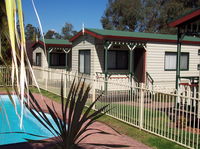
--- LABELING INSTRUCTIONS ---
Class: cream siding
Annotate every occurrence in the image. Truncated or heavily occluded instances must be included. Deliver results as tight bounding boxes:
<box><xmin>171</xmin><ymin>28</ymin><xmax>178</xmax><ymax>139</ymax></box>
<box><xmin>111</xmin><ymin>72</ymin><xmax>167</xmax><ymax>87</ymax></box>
<box><xmin>71</xmin><ymin>35</ymin><xmax>96</xmax><ymax>76</ymax></box>
<box><xmin>146</xmin><ymin>43</ymin><xmax>200</xmax><ymax>88</ymax></box>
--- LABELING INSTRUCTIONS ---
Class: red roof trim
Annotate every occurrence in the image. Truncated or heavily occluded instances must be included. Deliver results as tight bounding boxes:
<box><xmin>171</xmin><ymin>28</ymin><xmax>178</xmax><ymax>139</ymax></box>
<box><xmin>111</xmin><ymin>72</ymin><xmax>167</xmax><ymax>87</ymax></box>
<box><xmin>69</xmin><ymin>31</ymin><xmax>82</xmax><ymax>42</ymax></box>
<box><xmin>32</xmin><ymin>40</ymin><xmax>71</xmax><ymax>48</ymax></box>
<box><xmin>85</xmin><ymin>30</ymin><xmax>104</xmax><ymax>40</ymax></box>
<box><xmin>169</xmin><ymin>9</ymin><xmax>200</xmax><ymax>27</ymax></box>
<box><xmin>69</xmin><ymin>29</ymin><xmax>104</xmax><ymax>42</ymax></box>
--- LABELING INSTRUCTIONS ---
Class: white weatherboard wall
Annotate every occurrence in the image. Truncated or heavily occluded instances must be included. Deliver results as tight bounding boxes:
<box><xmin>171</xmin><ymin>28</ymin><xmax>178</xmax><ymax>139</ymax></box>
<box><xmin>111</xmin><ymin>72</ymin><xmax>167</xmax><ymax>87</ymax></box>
<box><xmin>32</xmin><ymin>47</ymin><xmax>49</xmax><ymax>81</ymax></box>
<box><xmin>72</xmin><ymin>34</ymin><xmax>96</xmax><ymax>76</ymax></box>
<box><xmin>146</xmin><ymin>43</ymin><xmax>200</xmax><ymax>88</ymax></box>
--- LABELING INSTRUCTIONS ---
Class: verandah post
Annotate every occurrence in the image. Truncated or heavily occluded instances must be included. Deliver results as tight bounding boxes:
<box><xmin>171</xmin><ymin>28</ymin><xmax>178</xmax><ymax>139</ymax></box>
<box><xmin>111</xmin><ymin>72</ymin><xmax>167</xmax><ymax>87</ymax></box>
<box><xmin>65</xmin><ymin>52</ymin><xmax>68</xmax><ymax>71</ymax></box>
<box><xmin>104</xmin><ymin>41</ymin><xmax>112</xmax><ymax>93</ymax></box>
<box><xmin>176</xmin><ymin>27</ymin><xmax>181</xmax><ymax>90</ymax></box>
<box><xmin>128</xmin><ymin>44</ymin><xmax>136</xmax><ymax>97</ymax></box>
<box><xmin>104</xmin><ymin>43</ymin><xmax>108</xmax><ymax>93</ymax></box>
<box><xmin>127</xmin><ymin>43</ymin><xmax>136</xmax><ymax>101</ymax></box>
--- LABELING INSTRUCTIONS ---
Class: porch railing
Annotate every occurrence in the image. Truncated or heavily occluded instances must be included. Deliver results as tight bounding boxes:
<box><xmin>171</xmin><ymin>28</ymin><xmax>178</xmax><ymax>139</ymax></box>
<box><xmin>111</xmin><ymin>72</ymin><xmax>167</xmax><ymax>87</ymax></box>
<box><xmin>32</xmin><ymin>67</ymin><xmax>200</xmax><ymax>149</ymax></box>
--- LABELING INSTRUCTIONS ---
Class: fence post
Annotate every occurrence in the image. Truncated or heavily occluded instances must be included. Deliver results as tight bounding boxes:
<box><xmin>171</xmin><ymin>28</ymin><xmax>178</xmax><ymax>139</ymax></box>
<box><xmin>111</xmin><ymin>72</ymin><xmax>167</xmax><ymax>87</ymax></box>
<box><xmin>139</xmin><ymin>83</ymin><xmax>144</xmax><ymax>129</ymax></box>
<box><xmin>92</xmin><ymin>75</ymin><xmax>96</xmax><ymax>110</ymax></box>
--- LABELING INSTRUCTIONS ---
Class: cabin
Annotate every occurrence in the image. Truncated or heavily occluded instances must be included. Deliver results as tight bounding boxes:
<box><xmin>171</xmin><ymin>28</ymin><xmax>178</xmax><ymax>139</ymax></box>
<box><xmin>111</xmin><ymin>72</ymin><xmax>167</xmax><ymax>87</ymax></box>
<box><xmin>32</xmin><ymin>39</ymin><xmax>72</xmax><ymax>70</ymax></box>
<box><xmin>69</xmin><ymin>28</ymin><xmax>200</xmax><ymax>89</ymax></box>
<box><xmin>32</xmin><ymin>39</ymin><xmax>72</xmax><ymax>86</ymax></box>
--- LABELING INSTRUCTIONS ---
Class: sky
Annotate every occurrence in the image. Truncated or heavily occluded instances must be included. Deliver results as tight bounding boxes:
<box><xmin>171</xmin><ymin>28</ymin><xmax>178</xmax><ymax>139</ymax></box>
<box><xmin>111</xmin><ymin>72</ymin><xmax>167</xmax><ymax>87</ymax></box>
<box><xmin>22</xmin><ymin>0</ymin><xmax>108</xmax><ymax>33</ymax></box>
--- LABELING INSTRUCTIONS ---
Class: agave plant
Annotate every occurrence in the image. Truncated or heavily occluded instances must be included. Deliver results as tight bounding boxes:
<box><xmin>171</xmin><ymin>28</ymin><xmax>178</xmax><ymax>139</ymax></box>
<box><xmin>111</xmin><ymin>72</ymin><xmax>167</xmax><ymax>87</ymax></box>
<box><xmin>26</xmin><ymin>78</ymin><xmax>111</xmax><ymax>149</ymax></box>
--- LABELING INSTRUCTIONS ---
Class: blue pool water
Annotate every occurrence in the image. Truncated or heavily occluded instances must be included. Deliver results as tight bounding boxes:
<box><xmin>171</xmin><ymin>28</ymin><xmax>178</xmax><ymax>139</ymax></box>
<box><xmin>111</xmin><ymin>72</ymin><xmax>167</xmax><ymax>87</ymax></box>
<box><xmin>0</xmin><ymin>95</ymin><xmax>58</xmax><ymax>145</ymax></box>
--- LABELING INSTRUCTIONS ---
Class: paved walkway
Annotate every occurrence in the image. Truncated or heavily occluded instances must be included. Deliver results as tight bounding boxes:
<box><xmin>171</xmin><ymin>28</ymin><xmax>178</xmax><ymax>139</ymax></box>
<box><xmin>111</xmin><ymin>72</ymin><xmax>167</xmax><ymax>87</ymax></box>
<box><xmin>1</xmin><ymin>93</ymin><xmax>151</xmax><ymax>149</ymax></box>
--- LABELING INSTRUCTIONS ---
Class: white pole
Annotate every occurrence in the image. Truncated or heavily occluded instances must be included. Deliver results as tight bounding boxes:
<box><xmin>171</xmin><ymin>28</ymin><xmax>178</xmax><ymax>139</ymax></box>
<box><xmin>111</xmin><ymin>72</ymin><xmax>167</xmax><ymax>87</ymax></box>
<box><xmin>92</xmin><ymin>75</ymin><xmax>96</xmax><ymax>110</ymax></box>
<box><xmin>139</xmin><ymin>83</ymin><xmax>144</xmax><ymax>129</ymax></box>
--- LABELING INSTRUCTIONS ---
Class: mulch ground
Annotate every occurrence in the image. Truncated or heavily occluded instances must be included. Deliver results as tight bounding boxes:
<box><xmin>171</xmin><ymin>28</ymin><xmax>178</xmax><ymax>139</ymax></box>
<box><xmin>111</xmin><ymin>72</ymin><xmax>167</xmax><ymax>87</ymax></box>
<box><xmin>0</xmin><ymin>93</ymin><xmax>151</xmax><ymax>149</ymax></box>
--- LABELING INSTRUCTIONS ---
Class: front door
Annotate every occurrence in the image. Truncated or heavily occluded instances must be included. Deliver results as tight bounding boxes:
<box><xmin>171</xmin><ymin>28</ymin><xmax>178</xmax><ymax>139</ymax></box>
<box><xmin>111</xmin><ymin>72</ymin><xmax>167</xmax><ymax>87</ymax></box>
<box><xmin>134</xmin><ymin>47</ymin><xmax>146</xmax><ymax>82</ymax></box>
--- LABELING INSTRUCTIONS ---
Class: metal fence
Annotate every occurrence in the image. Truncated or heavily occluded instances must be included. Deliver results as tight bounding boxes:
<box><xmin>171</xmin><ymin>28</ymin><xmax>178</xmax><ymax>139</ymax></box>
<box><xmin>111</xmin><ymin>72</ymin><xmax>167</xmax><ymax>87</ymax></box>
<box><xmin>0</xmin><ymin>67</ymin><xmax>32</xmax><ymax>86</ymax></box>
<box><xmin>29</xmin><ymin>67</ymin><xmax>200</xmax><ymax>148</ymax></box>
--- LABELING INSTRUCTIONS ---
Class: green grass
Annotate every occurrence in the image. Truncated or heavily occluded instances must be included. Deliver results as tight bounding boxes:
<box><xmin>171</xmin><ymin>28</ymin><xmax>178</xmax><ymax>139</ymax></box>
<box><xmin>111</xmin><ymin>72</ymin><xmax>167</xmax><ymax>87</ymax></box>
<box><xmin>25</xmin><ymin>87</ymin><xmax>187</xmax><ymax>149</ymax></box>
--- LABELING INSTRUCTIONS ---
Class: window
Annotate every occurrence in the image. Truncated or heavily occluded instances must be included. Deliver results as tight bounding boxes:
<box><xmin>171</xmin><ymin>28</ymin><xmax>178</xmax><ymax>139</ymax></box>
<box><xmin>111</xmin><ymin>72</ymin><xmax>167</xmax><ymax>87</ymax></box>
<box><xmin>79</xmin><ymin>50</ymin><xmax>90</xmax><ymax>74</ymax></box>
<box><xmin>108</xmin><ymin>50</ymin><xmax>128</xmax><ymax>70</ymax></box>
<box><xmin>198</xmin><ymin>64</ymin><xmax>200</xmax><ymax>70</ymax></box>
<box><xmin>50</xmin><ymin>53</ymin><xmax>66</xmax><ymax>66</ymax></box>
<box><xmin>35</xmin><ymin>53</ymin><xmax>41</xmax><ymax>66</ymax></box>
<box><xmin>165</xmin><ymin>52</ymin><xmax>189</xmax><ymax>71</ymax></box>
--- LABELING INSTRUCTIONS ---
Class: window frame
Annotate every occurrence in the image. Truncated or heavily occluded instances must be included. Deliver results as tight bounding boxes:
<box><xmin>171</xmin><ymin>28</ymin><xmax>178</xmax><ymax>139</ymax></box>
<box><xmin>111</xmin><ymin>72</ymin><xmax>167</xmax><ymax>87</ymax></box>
<box><xmin>164</xmin><ymin>52</ymin><xmax>189</xmax><ymax>71</ymax></box>
<box><xmin>49</xmin><ymin>52</ymin><xmax>66</xmax><ymax>67</ymax></box>
<box><xmin>78</xmin><ymin>50</ymin><xmax>91</xmax><ymax>74</ymax></box>
<box><xmin>107</xmin><ymin>50</ymin><xmax>129</xmax><ymax>70</ymax></box>
<box><xmin>35</xmin><ymin>52</ymin><xmax>42</xmax><ymax>66</ymax></box>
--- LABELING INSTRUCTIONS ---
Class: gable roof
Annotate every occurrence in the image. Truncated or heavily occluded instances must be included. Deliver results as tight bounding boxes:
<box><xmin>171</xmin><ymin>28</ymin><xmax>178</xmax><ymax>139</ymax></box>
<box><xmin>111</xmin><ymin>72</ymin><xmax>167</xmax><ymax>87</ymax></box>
<box><xmin>169</xmin><ymin>8</ymin><xmax>200</xmax><ymax>27</ymax></box>
<box><xmin>70</xmin><ymin>28</ymin><xmax>200</xmax><ymax>45</ymax></box>
<box><xmin>32</xmin><ymin>39</ymin><xmax>72</xmax><ymax>48</ymax></box>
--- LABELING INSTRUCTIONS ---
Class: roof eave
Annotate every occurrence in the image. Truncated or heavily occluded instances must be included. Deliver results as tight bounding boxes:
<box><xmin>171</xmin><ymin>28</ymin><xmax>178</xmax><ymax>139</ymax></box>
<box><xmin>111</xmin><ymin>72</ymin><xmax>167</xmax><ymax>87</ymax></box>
<box><xmin>169</xmin><ymin>9</ymin><xmax>200</xmax><ymax>27</ymax></box>
<box><xmin>69</xmin><ymin>29</ymin><xmax>104</xmax><ymax>42</ymax></box>
<box><xmin>103</xmin><ymin>35</ymin><xmax>200</xmax><ymax>45</ymax></box>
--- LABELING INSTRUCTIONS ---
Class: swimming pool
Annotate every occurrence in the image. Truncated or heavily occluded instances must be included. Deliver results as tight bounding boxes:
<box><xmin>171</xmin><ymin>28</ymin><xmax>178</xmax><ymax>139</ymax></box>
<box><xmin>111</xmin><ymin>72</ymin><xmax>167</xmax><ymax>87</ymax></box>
<box><xmin>0</xmin><ymin>95</ymin><xmax>58</xmax><ymax>145</ymax></box>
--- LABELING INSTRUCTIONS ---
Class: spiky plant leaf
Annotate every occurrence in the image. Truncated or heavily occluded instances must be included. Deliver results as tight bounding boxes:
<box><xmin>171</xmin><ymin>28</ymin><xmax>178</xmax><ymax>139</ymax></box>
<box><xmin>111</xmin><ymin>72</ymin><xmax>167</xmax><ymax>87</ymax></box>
<box><xmin>24</xmin><ymin>78</ymin><xmax>124</xmax><ymax>149</ymax></box>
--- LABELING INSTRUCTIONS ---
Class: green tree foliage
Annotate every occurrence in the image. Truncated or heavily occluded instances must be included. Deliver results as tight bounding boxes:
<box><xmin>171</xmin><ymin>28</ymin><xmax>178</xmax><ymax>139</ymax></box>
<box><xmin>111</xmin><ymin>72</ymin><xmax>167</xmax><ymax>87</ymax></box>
<box><xmin>44</xmin><ymin>29</ymin><xmax>56</xmax><ymax>39</ymax></box>
<box><xmin>25</xmin><ymin>24</ymin><xmax>41</xmax><ymax>41</ymax></box>
<box><xmin>101</xmin><ymin>0</ymin><xmax>200</xmax><ymax>33</ymax></box>
<box><xmin>0</xmin><ymin>1</ymin><xmax>12</xmax><ymax>65</ymax></box>
<box><xmin>61</xmin><ymin>22</ymin><xmax>77</xmax><ymax>39</ymax></box>
<box><xmin>44</xmin><ymin>22</ymin><xmax>77</xmax><ymax>40</ymax></box>
<box><xmin>101</xmin><ymin>0</ymin><xmax>142</xmax><ymax>31</ymax></box>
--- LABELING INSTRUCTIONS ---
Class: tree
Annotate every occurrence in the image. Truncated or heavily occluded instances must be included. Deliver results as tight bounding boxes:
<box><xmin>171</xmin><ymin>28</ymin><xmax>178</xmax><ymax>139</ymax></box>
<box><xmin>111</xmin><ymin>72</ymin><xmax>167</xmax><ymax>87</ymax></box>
<box><xmin>101</xmin><ymin>0</ymin><xmax>142</xmax><ymax>31</ymax></box>
<box><xmin>44</xmin><ymin>29</ymin><xmax>62</xmax><ymax>39</ymax></box>
<box><xmin>101</xmin><ymin>0</ymin><xmax>200</xmax><ymax>33</ymax></box>
<box><xmin>25</xmin><ymin>24</ymin><xmax>41</xmax><ymax>41</ymax></box>
<box><xmin>44</xmin><ymin>30</ymin><xmax>55</xmax><ymax>39</ymax></box>
<box><xmin>54</xmin><ymin>32</ymin><xmax>62</xmax><ymax>39</ymax></box>
<box><xmin>61</xmin><ymin>22</ymin><xmax>77</xmax><ymax>39</ymax></box>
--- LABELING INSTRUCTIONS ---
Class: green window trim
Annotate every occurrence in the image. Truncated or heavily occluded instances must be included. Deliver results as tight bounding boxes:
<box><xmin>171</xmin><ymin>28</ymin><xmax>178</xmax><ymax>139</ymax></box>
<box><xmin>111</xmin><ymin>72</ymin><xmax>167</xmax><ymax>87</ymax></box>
<box><xmin>49</xmin><ymin>52</ymin><xmax>66</xmax><ymax>67</ymax></box>
<box><xmin>164</xmin><ymin>52</ymin><xmax>189</xmax><ymax>71</ymax></box>
<box><xmin>107</xmin><ymin>50</ymin><xmax>129</xmax><ymax>70</ymax></box>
